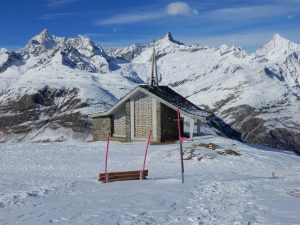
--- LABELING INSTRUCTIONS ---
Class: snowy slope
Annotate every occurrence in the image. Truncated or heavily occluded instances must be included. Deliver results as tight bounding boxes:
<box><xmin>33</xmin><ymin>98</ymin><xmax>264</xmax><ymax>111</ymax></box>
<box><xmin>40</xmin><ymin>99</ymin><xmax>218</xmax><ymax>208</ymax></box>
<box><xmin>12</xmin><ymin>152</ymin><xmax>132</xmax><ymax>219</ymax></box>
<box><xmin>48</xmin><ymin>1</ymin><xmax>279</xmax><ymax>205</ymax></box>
<box><xmin>0</xmin><ymin>29</ymin><xmax>300</xmax><ymax>151</ymax></box>
<box><xmin>0</xmin><ymin>136</ymin><xmax>299</xmax><ymax>224</ymax></box>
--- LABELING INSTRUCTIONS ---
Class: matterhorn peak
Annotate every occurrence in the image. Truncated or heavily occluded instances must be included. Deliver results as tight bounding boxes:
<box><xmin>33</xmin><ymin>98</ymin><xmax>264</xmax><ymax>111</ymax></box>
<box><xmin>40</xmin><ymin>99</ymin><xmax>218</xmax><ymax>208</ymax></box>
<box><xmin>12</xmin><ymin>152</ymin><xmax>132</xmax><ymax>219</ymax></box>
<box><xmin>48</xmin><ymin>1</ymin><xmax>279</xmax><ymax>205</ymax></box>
<box><xmin>161</xmin><ymin>32</ymin><xmax>174</xmax><ymax>41</ymax></box>
<box><xmin>158</xmin><ymin>32</ymin><xmax>183</xmax><ymax>45</ymax></box>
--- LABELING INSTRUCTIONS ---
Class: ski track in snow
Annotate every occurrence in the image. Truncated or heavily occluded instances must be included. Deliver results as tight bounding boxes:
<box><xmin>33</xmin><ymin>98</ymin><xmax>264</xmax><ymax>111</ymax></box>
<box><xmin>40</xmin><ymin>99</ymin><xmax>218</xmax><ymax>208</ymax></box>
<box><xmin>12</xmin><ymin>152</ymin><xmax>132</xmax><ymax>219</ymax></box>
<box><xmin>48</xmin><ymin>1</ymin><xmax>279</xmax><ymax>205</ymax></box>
<box><xmin>0</xmin><ymin>136</ymin><xmax>300</xmax><ymax>225</ymax></box>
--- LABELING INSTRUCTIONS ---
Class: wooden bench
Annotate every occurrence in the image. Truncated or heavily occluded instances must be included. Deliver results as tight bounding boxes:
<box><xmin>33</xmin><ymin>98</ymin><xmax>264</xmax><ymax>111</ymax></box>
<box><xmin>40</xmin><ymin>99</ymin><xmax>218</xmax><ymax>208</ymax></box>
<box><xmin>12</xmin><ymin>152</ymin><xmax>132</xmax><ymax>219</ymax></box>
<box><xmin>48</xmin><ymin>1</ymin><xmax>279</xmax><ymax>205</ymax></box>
<box><xmin>99</xmin><ymin>170</ymin><xmax>148</xmax><ymax>183</ymax></box>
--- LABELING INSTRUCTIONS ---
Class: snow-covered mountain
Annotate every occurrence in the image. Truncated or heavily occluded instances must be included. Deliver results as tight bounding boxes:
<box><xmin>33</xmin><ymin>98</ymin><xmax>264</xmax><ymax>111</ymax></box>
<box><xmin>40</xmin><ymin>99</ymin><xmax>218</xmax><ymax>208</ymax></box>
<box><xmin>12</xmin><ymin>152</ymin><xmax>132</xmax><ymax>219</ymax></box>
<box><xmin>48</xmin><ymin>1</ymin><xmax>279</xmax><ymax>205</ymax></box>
<box><xmin>0</xmin><ymin>29</ymin><xmax>137</xmax><ymax>142</ymax></box>
<box><xmin>0</xmin><ymin>29</ymin><xmax>299</xmax><ymax>152</ymax></box>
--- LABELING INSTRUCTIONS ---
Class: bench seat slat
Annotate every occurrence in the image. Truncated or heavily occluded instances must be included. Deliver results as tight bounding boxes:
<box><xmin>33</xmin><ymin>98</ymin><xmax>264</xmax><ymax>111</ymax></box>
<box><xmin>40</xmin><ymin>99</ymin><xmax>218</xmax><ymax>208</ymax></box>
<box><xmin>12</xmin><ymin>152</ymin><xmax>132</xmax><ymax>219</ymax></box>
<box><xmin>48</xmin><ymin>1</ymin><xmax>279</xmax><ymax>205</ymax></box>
<box><xmin>99</xmin><ymin>170</ymin><xmax>148</xmax><ymax>183</ymax></box>
<box><xmin>99</xmin><ymin>170</ymin><xmax>148</xmax><ymax>178</ymax></box>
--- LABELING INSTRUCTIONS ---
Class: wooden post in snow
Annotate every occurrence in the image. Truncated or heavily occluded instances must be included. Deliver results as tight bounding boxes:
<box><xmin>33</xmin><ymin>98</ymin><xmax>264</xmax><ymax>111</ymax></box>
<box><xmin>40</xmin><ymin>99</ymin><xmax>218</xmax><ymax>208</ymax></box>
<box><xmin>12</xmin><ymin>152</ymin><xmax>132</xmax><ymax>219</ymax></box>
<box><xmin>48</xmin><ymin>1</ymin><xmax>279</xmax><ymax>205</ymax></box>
<box><xmin>177</xmin><ymin>107</ymin><xmax>185</xmax><ymax>183</ymax></box>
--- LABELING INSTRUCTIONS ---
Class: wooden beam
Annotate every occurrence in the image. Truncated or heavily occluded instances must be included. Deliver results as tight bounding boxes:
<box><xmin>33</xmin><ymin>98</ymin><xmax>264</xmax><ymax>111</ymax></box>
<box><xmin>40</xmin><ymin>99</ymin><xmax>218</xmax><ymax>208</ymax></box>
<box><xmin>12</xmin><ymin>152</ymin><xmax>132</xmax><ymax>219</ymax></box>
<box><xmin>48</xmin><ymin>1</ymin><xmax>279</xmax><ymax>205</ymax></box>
<box><xmin>99</xmin><ymin>170</ymin><xmax>149</xmax><ymax>183</ymax></box>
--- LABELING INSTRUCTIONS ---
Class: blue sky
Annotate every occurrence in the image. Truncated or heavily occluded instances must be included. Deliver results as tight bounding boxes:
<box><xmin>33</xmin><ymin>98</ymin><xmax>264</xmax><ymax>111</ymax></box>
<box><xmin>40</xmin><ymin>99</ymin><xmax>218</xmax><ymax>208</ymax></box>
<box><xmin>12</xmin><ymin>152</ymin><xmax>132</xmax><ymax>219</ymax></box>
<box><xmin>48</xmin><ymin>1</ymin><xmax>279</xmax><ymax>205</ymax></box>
<box><xmin>0</xmin><ymin>0</ymin><xmax>300</xmax><ymax>52</ymax></box>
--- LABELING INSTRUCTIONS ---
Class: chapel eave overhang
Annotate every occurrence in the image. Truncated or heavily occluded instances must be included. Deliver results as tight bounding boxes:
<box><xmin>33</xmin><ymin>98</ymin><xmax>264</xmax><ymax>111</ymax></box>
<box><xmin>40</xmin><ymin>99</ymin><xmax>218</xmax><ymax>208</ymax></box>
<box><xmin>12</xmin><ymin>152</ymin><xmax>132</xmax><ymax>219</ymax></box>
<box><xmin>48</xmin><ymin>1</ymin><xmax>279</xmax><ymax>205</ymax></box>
<box><xmin>90</xmin><ymin>85</ymin><xmax>212</xmax><ymax>121</ymax></box>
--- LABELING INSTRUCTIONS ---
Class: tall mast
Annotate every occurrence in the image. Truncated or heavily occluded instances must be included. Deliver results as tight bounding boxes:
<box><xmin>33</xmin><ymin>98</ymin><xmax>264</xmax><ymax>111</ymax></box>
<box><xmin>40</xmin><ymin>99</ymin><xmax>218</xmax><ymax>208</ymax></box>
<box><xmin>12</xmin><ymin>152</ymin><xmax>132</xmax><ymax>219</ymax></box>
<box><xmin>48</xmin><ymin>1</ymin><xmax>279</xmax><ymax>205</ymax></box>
<box><xmin>150</xmin><ymin>41</ymin><xmax>159</xmax><ymax>87</ymax></box>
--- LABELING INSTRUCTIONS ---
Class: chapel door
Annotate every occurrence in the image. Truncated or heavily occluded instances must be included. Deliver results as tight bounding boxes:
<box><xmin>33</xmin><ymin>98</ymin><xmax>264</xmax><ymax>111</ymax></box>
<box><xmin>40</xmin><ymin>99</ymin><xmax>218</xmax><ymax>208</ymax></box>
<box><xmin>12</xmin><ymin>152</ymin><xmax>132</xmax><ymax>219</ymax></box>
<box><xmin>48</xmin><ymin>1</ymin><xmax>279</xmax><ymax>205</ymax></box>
<box><xmin>133</xmin><ymin>92</ymin><xmax>152</xmax><ymax>138</ymax></box>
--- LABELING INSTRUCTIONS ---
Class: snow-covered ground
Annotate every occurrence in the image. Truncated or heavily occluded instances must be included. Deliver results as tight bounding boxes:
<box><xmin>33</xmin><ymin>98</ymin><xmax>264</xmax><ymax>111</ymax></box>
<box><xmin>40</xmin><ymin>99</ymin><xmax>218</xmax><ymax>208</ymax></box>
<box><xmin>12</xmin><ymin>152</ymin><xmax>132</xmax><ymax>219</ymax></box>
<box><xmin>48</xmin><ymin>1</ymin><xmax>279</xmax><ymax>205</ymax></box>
<box><xmin>0</xmin><ymin>136</ymin><xmax>300</xmax><ymax>225</ymax></box>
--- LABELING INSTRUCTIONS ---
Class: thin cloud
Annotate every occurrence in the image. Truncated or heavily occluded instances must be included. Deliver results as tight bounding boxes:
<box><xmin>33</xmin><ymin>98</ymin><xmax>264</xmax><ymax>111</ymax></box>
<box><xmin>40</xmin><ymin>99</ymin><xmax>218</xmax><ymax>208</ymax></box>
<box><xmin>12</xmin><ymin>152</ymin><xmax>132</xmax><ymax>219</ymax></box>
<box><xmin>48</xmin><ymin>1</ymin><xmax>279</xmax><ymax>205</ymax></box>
<box><xmin>206</xmin><ymin>3</ymin><xmax>300</xmax><ymax>21</ymax></box>
<box><xmin>96</xmin><ymin>12</ymin><xmax>164</xmax><ymax>25</ymax></box>
<box><xmin>37</xmin><ymin>12</ymin><xmax>76</xmax><ymax>20</ymax></box>
<box><xmin>112</xmin><ymin>27</ymin><xmax>121</xmax><ymax>32</ymax></box>
<box><xmin>45</xmin><ymin>0</ymin><xmax>77</xmax><ymax>7</ymax></box>
<box><xmin>96</xmin><ymin>1</ymin><xmax>198</xmax><ymax>25</ymax></box>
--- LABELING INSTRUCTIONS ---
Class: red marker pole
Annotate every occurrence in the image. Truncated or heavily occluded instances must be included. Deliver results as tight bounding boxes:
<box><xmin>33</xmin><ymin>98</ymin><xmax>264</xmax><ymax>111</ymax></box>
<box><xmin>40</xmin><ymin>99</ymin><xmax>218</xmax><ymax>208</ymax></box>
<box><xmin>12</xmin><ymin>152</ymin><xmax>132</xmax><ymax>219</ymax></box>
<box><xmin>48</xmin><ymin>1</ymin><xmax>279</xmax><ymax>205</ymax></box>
<box><xmin>177</xmin><ymin>107</ymin><xmax>184</xmax><ymax>183</ymax></box>
<box><xmin>142</xmin><ymin>129</ymin><xmax>152</xmax><ymax>173</ymax></box>
<box><xmin>104</xmin><ymin>130</ymin><xmax>110</xmax><ymax>183</ymax></box>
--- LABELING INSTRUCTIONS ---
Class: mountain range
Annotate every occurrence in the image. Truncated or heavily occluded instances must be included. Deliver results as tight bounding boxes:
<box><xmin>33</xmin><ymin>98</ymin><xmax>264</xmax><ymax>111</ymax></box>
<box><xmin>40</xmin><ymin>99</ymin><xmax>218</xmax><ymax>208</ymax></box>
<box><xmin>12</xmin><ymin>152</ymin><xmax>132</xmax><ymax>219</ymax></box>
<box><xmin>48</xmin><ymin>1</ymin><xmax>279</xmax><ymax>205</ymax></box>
<box><xmin>0</xmin><ymin>29</ymin><xmax>299</xmax><ymax>153</ymax></box>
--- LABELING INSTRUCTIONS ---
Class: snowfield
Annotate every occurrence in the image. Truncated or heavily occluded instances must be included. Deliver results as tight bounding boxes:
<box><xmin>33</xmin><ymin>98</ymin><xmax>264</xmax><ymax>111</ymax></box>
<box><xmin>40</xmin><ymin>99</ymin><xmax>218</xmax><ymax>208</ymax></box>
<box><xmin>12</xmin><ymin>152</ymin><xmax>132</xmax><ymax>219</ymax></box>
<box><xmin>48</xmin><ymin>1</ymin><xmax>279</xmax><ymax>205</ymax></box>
<box><xmin>0</xmin><ymin>136</ymin><xmax>299</xmax><ymax>225</ymax></box>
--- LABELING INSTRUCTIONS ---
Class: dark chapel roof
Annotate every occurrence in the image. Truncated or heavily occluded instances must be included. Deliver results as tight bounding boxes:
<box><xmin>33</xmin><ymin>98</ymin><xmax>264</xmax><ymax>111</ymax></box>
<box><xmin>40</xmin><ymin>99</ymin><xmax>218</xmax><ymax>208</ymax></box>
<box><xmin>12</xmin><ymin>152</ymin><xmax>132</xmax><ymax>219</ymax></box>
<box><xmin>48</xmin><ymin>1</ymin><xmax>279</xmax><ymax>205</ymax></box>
<box><xmin>139</xmin><ymin>85</ymin><xmax>210</xmax><ymax>117</ymax></box>
<box><xmin>91</xmin><ymin>84</ymin><xmax>211</xmax><ymax>119</ymax></box>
